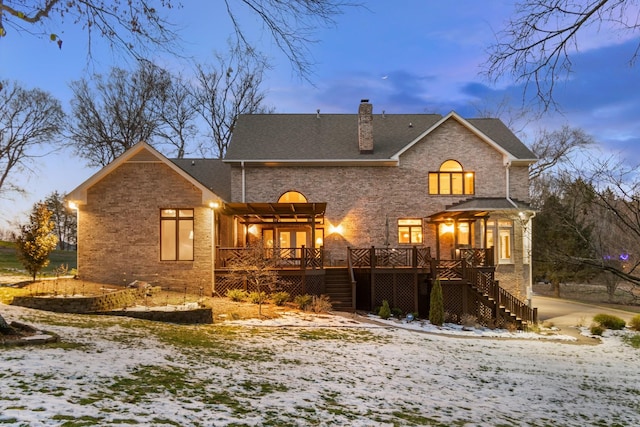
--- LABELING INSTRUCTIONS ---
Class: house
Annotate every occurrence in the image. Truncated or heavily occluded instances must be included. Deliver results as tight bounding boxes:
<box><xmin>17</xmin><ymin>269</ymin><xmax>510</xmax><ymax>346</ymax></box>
<box><xmin>67</xmin><ymin>100</ymin><xmax>537</xmax><ymax>323</ymax></box>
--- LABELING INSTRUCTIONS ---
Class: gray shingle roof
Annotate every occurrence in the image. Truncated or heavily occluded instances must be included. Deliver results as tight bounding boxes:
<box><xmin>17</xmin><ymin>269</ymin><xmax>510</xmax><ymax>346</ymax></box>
<box><xmin>467</xmin><ymin>118</ymin><xmax>536</xmax><ymax>160</ymax></box>
<box><xmin>225</xmin><ymin>112</ymin><xmax>536</xmax><ymax>163</ymax></box>
<box><xmin>225</xmin><ymin>113</ymin><xmax>443</xmax><ymax>161</ymax></box>
<box><xmin>171</xmin><ymin>158</ymin><xmax>231</xmax><ymax>201</ymax></box>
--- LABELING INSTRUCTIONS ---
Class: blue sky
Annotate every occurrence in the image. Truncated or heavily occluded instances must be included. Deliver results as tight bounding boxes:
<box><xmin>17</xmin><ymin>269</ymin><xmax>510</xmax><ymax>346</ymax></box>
<box><xmin>1</xmin><ymin>0</ymin><xmax>639</xmax><ymax>229</ymax></box>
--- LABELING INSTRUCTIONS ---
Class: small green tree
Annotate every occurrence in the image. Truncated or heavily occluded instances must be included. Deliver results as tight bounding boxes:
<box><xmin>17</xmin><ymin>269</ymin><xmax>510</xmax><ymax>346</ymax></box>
<box><xmin>378</xmin><ymin>300</ymin><xmax>391</xmax><ymax>319</ymax></box>
<box><xmin>15</xmin><ymin>202</ymin><xmax>59</xmax><ymax>281</ymax></box>
<box><xmin>429</xmin><ymin>278</ymin><xmax>444</xmax><ymax>326</ymax></box>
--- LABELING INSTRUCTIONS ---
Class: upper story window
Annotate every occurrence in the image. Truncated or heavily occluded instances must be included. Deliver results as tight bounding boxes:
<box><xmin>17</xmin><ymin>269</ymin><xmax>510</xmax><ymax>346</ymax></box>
<box><xmin>278</xmin><ymin>191</ymin><xmax>307</xmax><ymax>203</ymax></box>
<box><xmin>428</xmin><ymin>160</ymin><xmax>475</xmax><ymax>195</ymax></box>
<box><xmin>160</xmin><ymin>208</ymin><xmax>194</xmax><ymax>261</ymax></box>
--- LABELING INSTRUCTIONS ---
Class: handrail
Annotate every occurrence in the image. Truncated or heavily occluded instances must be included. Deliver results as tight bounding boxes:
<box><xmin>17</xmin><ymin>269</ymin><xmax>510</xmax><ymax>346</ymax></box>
<box><xmin>463</xmin><ymin>260</ymin><xmax>536</xmax><ymax>324</ymax></box>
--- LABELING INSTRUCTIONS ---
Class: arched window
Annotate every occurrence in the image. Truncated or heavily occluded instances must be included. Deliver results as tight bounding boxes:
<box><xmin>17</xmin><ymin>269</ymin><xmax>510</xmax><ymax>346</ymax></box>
<box><xmin>278</xmin><ymin>191</ymin><xmax>308</xmax><ymax>203</ymax></box>
<box><xmin>429</xmin><ymin>160</ymin><xmax>475</xmax><ymax>195</ymax></box>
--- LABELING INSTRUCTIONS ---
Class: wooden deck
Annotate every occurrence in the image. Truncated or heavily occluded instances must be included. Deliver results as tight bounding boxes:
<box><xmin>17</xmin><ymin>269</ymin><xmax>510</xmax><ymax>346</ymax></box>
<box><xmin>215</xmin><ymin>246</ymin><xmax>537</xmax><ymax>326</ymax></box>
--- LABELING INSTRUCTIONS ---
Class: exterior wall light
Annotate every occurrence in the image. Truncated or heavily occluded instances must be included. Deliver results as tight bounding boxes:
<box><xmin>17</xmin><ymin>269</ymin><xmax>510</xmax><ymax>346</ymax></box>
<box><xmin>328</xmin><ymin>223</ymin><xmax>344</xmax><ymax>235</ymax></box>
<box><xmin>440</xmin><ymin>223</ymin><xmax>454</xmax><ymax>234</ymax></box>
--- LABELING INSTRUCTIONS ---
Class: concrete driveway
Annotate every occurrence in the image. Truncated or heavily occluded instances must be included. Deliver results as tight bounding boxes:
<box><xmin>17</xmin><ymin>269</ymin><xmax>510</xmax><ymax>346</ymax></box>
<box><xmin>531</xmin><ymin>294</ymin><xmax>639</xmax><ymax>344</ymax></box>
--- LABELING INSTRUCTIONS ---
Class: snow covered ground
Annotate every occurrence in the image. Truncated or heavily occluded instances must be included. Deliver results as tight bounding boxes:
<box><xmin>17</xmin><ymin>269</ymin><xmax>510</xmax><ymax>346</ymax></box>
<box><xmin>1</xmin><ymin>303</ymin><xmax>639</xmax><ymax>426</ymax></box>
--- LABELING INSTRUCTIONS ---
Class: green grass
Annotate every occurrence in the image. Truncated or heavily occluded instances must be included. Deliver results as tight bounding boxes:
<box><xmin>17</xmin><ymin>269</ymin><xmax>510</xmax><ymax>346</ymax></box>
<box><xmin>622</xmin><ymin>333</ymin><xmax>640</xmax><ymax>349</ymax></box>
<box><xmin>0</xmin><ymin>241</ymin><xmax>77</xmax><ymax>278</ymax></box>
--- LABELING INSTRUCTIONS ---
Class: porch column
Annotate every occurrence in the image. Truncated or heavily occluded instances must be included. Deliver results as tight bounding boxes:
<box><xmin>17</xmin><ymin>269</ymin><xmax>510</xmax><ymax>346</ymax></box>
<box><xmin>434</xmin><ymin>223</ymin><xmax>441</xmax><ymax>260</ymax></box>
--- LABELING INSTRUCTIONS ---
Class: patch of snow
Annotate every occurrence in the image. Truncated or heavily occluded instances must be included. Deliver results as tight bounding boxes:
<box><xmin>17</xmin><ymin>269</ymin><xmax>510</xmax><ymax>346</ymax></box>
<box><xmin>1</xmin><ymin>303</ymin><xmax>639</xmax><ymax>426</ymax></box>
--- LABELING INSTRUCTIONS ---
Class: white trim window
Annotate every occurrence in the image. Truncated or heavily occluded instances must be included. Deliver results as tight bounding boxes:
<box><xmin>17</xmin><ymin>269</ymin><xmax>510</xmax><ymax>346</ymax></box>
<box><xmin>485</xmin><ymin>219</ymin><xmax>513</xmax><ymax>264</ymax></box>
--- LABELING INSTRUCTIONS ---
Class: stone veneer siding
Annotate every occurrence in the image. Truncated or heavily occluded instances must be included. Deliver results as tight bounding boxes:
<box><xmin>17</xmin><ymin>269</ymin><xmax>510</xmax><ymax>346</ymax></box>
<box><xmin>77</xmin><ymin>161</ymin><xmax>214</xmax><ymax>294</ymax></box>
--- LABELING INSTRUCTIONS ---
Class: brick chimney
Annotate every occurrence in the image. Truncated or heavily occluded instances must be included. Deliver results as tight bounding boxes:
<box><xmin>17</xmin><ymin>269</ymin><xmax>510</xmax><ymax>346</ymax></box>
<box><xmin>358</xmin><ymin>99</ymin><xmax>373</xmax><ymax>154</ymax></box>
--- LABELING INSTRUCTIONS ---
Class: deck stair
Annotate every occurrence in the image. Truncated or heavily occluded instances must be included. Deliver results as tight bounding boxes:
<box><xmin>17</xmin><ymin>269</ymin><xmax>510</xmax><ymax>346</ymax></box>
<box><xmin>465</xmin><ymin>267</ymin><xmax>537</xmax><ymax>328</ymax></box>
<box><xmin>324</xmin><ymin>268</ymin><xmax>354</xmax><ymax>312</ymax></box>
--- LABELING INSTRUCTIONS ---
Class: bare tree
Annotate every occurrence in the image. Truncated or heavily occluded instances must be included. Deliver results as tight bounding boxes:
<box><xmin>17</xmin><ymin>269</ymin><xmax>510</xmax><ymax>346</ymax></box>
<box><xmin>192</xmin><ymin>47</ymin><xmax>274</xmax><ymax>158</ymax></box>
<box><xmin>484</xmin><ymin>0</ymin><xmax>640</xmax><ymax>110</ymax></box>
<box><xmin>577</xmin><ymin>159</ymin><xmax>640</xmax><ymax>292</ymax></box>
<box><xmin>472</xmin><ymin>102</ymin><xmax>593</xmax><ymax>196</ymax></box>
<box><xmin>528</xmin><ymin>126</ymin><xmax>593</xmax><ymax>181</ymax></box>
<box><xmin>1</xmin><ymin>0</ymin><xmax>353</xmax><ymax>79</ymax></box>
<box><xmin>0</xmin><ymin>80</ymin><xmax>64</xmax><ymax>197</ymax></box>
<box><xmin>155</xmin><ymin>73</ymin><xmax>198</xmax><ymax>159</ymax></box>
<box><xmin>534</xmin><ymin>154</ymin><xmax>640</xmax><ymax>302</ymax></box>
<box><xmin>44</xmin><ymin>191</ymin><xmax>77</xmax><ymax>251</ymax></box>
<box><xmin>0</xmin><ymin>0</ymin><xmax>181</xmax><ymax>60</ymax></box>
<box><xmin>226</xmin><ymin>243</ymin><xmax>279</xmax><ymax>316</ymax></box>
<box><xmin>532</xmin><ymin>176</ymin><xmax>598</xmax><ymax>297</ymax></box>
<box><xmin>67</xmin><ymin>61</ymin><xmax>171</xmax><ymax>166</ymax></box>
<box><xmin>224</xmin><ymin>0</ymin><xmax>355</xmax><ymax>79</ymax></box>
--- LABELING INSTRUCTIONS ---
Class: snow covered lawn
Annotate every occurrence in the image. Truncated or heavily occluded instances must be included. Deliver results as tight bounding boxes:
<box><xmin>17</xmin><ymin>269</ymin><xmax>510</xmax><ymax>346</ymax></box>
<box><xmin>1</xmin><ymin>304</ymin><xmax>639</xmax><ymax>426</ymax></box>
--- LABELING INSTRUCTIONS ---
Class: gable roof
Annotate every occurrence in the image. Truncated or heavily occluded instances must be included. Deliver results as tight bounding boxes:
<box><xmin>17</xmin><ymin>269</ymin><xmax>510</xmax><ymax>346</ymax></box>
<box><xmin>225</xmin><ymin>110</ymin><xmax>536</xmax><ymax>166</ymax></box>
<box><xmin>67</xmin><ymin>142</ymin><xmax>223</xmax><ymax>206</ymax></box>
<box><xmin>392</xmin><ymin>112</ymin><xmax>537</xmax><ymax>165</ymax></box>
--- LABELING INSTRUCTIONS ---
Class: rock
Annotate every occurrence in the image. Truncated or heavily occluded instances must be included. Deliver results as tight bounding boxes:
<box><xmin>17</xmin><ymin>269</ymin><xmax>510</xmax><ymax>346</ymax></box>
<box><xmin>0</xmin><ymin>313</ymin><xmax>8</xmax><ymax>330</ymax></box>
<box><xmin>10</xmin><ymin>321</ymin><xmax>37</xmax><ymax>333</ymax></box>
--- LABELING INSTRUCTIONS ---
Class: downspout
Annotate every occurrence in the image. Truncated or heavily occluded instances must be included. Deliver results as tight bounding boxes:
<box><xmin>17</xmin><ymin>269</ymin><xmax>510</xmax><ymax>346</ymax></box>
<box><xmin>504</xmin><ymin>160</ymin><xmax>518</xmax><ymax>208</ymax></box>
<box><xmin>507</xmin><ymin>159</ymin><xmax>536</xmax><ymax>307</ymax></box>
<box><xmin>526</xmin><ymin>211</ymin><xmax>536</xmax><ymax>308</ymax></box>
<box><xmin>241</xmin><ymin>161</ymin><xmax>246</xmax><ymax>203</ymax></box>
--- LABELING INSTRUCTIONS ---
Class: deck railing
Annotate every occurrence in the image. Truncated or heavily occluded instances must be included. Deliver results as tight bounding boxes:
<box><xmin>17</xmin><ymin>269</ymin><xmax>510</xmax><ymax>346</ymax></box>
<box><xmin>463</xmin><ymin>261</ymin><xmax>537</xmax><ymax>324</ymax></box>
<box><xmin>348</xmin><ymin>246</ymin><xmax>432</xmax><ymax>268</ymax></box>
<box><xmin>217</xmin><ymin>246</ymin><xmax>323</xmax><ymax>269</ymax></box>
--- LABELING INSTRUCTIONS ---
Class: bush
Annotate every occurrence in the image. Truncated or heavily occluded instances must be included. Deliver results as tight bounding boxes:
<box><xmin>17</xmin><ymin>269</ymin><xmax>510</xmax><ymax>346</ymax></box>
<box><xmin>628</xmin><ymin>314</ymin><xmax>640</xmax><ymax>332</ymax></box>
<box><xmin>311</xmin><ymin>295</ymin><xmax>332</xmax><ymax>313</ymax></box>
<box><xmin>590</xmin><ymin>323</ymin><xmax>605</xmax><ymax>336</ymax></box>
<box><xmin>248</xmin><ymin>291</ymin><xmax>268</xmax><ymax>304</ymax></box>
<box><xmin>226</xmin><ymin>289</ymin><xmax>248</xmax><ymax>302</ymax></box>
<box><xmin>271</xmin><ymin>291</ymin><xmax>290</xmax><ymax>306</ymax></box>
<box><xmin>378</xmin><ymin>300</ymin><xmax>391</xmax><ymax>319</ymax></box>
<box><xmin>429</xmin><ymin>279</ymin><xmax>444</xmax><ymax>326</ymax></box>
<box><xmin>294</xmin><ymin>294</ymin><xmax>313</xmax><ymax>310</ymax></box>
<box><xmin>622</xmin><ymin>334</ymin><xmax>640</xmax><ymax>349</ymax></box>
<box><xmin>460</xmin><ymin>313</ymin><xmax>477</xmax><ymax>328</ymax></box>
<box><xmin>593</xmin><ymin>313</ymin><xmax>626</xmax><ymax>330</ymax></box>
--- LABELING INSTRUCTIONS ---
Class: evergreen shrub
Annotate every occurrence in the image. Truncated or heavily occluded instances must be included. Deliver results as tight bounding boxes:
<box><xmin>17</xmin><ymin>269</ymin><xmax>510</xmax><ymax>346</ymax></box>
<box><xmin>378</xmin><ymin>300</ymin><xmax>391</xmax><ymax>319</ymax></box>
<box><xmin>593</xmin><ymin>313</ymin><xmax>626</xmax><ymax>330</ymax></box>
<box><xmin>429</xmin><ymin>279</ymin><xmax>444</xmax><ymax>326</ymax></box>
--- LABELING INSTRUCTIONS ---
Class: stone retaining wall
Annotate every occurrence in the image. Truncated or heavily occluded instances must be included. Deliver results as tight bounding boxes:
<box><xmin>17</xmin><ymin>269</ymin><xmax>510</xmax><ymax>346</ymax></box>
<box><xmin>11</xmin><ymin>288</ymin><xmax>142</xmax><ymax>313</ymax></box>
<box><xmin>99</xmin><ymin>308</ymin><xmax>213</xmax><ymax>324</ymax></box>
<box><xmin>10</xmin><ymin>288</ymin><xmax>214</xmax><ymax>324</ymax></box>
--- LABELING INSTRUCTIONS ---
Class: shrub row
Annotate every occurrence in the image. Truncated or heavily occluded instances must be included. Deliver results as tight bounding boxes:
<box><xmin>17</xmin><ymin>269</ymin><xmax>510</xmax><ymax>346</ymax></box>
<box><xmin>224</xmin><ymin>289</ymin><xmax>333</xmax><ymax>313</ymax></box>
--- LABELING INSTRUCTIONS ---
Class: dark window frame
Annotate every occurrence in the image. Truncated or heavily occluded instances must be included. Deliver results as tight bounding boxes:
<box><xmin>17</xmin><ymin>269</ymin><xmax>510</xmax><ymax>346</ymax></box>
<box><xmin>160</xmin><ymin>208</ymin><xmax>194</xmax><ymax>261</ymax></box>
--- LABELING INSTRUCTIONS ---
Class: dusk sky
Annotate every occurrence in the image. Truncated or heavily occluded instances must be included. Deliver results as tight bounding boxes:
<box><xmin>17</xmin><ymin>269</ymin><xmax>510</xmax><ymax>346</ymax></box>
<box><xmin>1</xmin><ymin>0</ymin><xmax>639</xmax><ymax>229</ymax></box>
